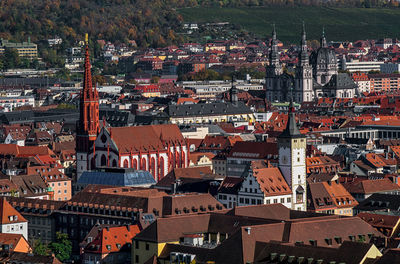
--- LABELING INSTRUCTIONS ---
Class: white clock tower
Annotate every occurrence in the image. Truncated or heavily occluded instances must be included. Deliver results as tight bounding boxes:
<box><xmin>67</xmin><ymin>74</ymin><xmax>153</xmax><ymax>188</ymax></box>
<box><xmin>277</xmin><ymin>99</ymin><xmax>307</xmax><ymax>211</ymax></box>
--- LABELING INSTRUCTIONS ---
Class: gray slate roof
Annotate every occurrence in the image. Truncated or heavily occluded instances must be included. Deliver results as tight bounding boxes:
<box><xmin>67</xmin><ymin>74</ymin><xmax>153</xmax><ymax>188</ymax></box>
<box><xmin>78</xmin><ymin>170</ymin><xmax>156</xmax><ymax>186</ymax></box>
<box><xmin>166</xmin><ymin>101</ymin><xmax>252</xmax><ymax>118</ymax></box>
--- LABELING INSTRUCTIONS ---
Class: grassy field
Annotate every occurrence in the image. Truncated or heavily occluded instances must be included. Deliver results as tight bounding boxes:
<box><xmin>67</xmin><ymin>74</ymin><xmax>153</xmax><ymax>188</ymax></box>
<box><xmin>178</xmin><ymin>6</ymin><xmax>400</xmax><ymax>43</ymax></box>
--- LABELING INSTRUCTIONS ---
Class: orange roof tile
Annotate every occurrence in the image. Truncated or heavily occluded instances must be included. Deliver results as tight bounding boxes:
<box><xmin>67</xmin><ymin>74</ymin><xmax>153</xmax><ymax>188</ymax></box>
<box><xmin>0</xmin><ymin>198</ymin><xmax>27</xmax><ymax>224</ymax></box>
<box><xmin>252</xmin><ymin>166</ymin><xmax>291</xmax><ymax>197</ymax></box>
<box><xmin>85</xmin><ymin>225</ymin><xmax>140</xmax><ymax>254</ymax></box>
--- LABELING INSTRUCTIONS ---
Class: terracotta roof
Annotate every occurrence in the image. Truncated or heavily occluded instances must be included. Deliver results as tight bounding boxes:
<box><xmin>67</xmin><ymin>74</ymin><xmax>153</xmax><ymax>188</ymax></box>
<box><xmin>0</xmin><ymin>233</ymin><xmax>28</xmax><ymax>253</ymax></box>
<box><xmin>109</xmin><ymin>124</ymin><xmax>185</xmax><ymax>153</ymax></box>
<box><xmin>84</xmin><ymin>225</ymin><xmax>140</xmax><ymax>254</ymax></box>
<box><xmin>343</xmin><ymin>178</ymin><xmax>400</xmax><ymax>194</ymax></box>
<box><xmin>0</xmin><ymin>198</ymin><xmax>27</xmax><ymax>224</ymax></box>
<box><xmin>308</xmin><ymin>181</ymin><xmax>358</xmax><ymax>211</ymax></box>
<box><xmin>252</xmin><ymin>167</ymin><xmax>291</xmax><ymax>197</ymax></box>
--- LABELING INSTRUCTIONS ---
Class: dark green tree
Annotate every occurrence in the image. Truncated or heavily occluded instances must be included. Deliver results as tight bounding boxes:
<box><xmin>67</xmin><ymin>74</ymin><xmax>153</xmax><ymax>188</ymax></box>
<box><xmin>32</xmin><ymin>239</ymin><xmax>50</xmax><ymax>256</ymax></box>
<box><xmin>3</xmin><ymin>47</ymin><xmax>20</xmax><ymax>70</ymax></box>
<box><xmin>49</xmin><ymin>232</ymin><xmax>72</xmax><ymax>262</ymax></box>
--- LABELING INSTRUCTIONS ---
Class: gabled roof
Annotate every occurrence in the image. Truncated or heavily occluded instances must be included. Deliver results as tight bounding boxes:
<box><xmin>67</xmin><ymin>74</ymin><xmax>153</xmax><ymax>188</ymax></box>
<box><xmin>107</xmin><ymin>124</ymin><xmax>185</xmax><ymax>153</ymax></box>
<box><xmin>252</xmin><ymin>167</ymin><xmax>292</xmax><ymax>197</ymax></box>
<box><xmin>0</xmin><ymin>198</ymin><xmax>27</xmax><ymax>224</ymax></box>
<box><xmin>218</xmin><ymin>177</ymin><xmax>244</xmax><ymax>195</ymax></box>
<box><xmin>84</xmin><ymin>225</ymin><xmax>140</xmax><ymax>254</ymax></box>
<box><xmin>343</xmin><ymin>178</ymin><xmax>400</xmax><ymax>195</ymax></box>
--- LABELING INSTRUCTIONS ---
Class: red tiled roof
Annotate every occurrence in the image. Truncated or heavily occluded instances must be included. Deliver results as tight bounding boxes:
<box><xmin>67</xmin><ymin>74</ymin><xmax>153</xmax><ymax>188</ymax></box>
<box><xmin>252</xmin><ymin>166</ymin><xmax>291</xmax><ymax>197</ymax></box>
<box><xmin>85</xmin><ymin>225</ymin><xmax>140</xmax><ymax>254</ymax></box>
<box><xmin>109</xmin><ymin>124</ymin><xmax>185</xmax><ymax>153</ymax></box>
<box><xmin>0</xmin><ymin>198</ymin><xmax>27</xmax><ymax>224</ymax></box>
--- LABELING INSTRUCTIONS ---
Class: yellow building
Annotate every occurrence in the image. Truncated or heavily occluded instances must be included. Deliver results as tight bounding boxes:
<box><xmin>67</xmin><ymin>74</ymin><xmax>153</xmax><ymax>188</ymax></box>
<box><xmin>0</xmin><ymin>38</ymin><xmax>38</xmax><ymax>59</ymax></box>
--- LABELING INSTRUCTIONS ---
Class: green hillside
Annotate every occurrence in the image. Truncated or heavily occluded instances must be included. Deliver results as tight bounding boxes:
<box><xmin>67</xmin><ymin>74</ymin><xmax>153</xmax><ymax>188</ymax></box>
<box><xmin>178</xmin><ymin>6</ymin><xmax>400</xmax><ymax>43</ymax></box>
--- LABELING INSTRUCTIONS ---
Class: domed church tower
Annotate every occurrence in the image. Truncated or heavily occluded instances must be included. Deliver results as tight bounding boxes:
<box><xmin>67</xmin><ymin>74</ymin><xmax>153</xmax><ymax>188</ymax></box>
<box><xmin>310</xmin><ymin>29</ymin><xmax>338</xmax><ymax>86</ymax></box>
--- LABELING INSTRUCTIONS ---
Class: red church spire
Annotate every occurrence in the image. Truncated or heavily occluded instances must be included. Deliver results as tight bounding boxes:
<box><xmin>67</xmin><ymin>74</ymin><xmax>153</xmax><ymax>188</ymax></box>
<box><xmin>77</xmin><ymin>34</ymin><xmax>99</xmax><ymax>153</ymax></box>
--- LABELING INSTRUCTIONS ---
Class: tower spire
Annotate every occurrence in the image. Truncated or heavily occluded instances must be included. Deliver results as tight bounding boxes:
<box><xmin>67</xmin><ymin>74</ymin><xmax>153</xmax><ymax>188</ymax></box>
<box><xmin>321</xmin><ymin>27</ymin><xmax>327</xmax><ymax>48</ymax></box>
<box><xmin>269</xmin><ymin>23</ymin><xmax>280</xmax><ymax>66</ymax></box>
<box><xmin>299</xmin><ymin>22</ymin><xmax>309</xmax><ymax>66</ymax></box>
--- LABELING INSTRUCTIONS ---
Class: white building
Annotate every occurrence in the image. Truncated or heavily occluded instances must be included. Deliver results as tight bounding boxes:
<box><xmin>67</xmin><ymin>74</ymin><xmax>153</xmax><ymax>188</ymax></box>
<box><xmin>97</xmin><ymin>85</ymin><xmax>122</xmax><ymax>94</ymax></box>
<box><xmin>340</xmin><ymin>58</ymin><xmax>384</xmax><ymax>73</ymax></box>
<box><xmin>0</xmin><ymin>96</ymin><xmax>35</xmax><ymax>112</ymax></box>
<box><xmin>237</xmin><ymin>164</ymin><xmax>292</xmax><ymax>209</ymax></box>
<box><xmin>0</xmin><ymin>198</ymin><xmax>28</xmax><ymax>240</ymax></box>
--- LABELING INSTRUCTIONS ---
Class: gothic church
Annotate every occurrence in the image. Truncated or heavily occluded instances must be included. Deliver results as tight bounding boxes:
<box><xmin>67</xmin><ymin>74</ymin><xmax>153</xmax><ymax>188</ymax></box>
<box><xmin>266</xmin><ymin>26</ymin><xmax>357</xmax><ymax>103</ymax></box>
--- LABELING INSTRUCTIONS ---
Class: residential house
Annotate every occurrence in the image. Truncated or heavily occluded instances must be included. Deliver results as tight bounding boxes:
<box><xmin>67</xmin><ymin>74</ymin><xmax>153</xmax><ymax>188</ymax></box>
<box><xmin>0</xmin><ymin>198</ymin><xmax>28</xmax><ymax>240</ymax></box>
<box><xmin>307</xmin><ymin>180</ymin><xmax>358</xmax><ymax>216</ymax></box>
<box><xmin>82</xmin><ymin>225</ymin><xmax>140</xmax><ymax>264</ymax></box>
<box><xmin>237</xmin><ymin>162</ymin><xmax>292</xmax><ymax>209</ymax></box>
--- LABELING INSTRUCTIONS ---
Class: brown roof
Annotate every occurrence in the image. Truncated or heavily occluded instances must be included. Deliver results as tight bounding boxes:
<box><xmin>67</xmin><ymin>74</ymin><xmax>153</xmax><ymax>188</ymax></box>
<box><xmin>357</xmin><ymin>212</ymin><xmax>400</xmax><ymax>237</ymax></box>
<box><xmin>254</xmin><ymin>240</ymin><xmax>379</xmax><ymax>264</ymax></box>
<box><xmin>343</xmin><ymin>178</ymin><xmax>400</xmax><ymax>194</ymax></box>
<box><xmin>225</xmin><ymin>204</ymin><xmax>291</xmax><ymax>220</ymax></box>
<box><xmin>161</xmin><ymin>193</ymin><xmax>224</xmax><ymax>216</ymax></box>
<box><xmin>227</xmin><ymin>141</ymin><xmax>278</xmax><ymax>159</ymax></box>
<box><xmin>156</xmin><ymin>166</ymin><xmax>216</xmax><ymax>188</ymax></box>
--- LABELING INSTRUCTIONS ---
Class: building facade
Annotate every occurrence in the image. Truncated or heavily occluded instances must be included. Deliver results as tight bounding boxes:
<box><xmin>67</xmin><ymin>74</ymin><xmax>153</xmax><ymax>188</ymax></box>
<box><xmin>266</xmin><ymin>27</ymin><xmax>356</xmax><ymax>103</ymax></box>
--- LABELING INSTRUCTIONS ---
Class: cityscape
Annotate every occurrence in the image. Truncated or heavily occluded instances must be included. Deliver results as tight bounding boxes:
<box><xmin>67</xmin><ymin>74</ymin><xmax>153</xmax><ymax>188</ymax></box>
<box><xmin>2</xmin><ymin>1</ymin><xmax>400</xmax><ymax>264</ymax></box>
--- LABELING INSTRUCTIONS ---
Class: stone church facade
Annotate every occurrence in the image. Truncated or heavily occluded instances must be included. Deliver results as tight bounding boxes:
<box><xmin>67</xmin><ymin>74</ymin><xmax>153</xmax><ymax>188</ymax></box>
<box><xmin>266</xmin><ymin>26</ymin><xmax>356</xmax><ymax>103</ymax></box>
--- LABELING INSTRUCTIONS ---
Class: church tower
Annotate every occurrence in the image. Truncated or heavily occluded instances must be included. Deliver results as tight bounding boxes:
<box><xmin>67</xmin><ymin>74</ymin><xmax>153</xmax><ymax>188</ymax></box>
<box><xmin>76</xmin><ymin>34</ymin><xmax>99</xmax><ymax>179</ymax></box>
<box><xmin>310</xmin><ymin>29</ymin><xmax>338</xmax><ymax>86</ymax></box>
<box><xmin>266</xmin><ymin>25</ymin><xmax>283</xmax><ymax>102</ymax></box>
<box><xmin>277</xmin><ymin>98</ymin><xmax>307</xmax><ymax>211</ymax></box>
<box><xmin>294</xmin><ymin>24</ymin><xmax>313</xmax><ymax>103</ymax></box>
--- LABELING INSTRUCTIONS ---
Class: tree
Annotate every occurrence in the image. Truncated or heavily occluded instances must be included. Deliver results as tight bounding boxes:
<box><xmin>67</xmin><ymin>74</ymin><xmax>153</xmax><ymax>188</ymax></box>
<box><xmin>3</xmin><ymin>47</ymin><xmax>20</xmax><ymax>70</ymax></box>
<box><xmin>49</xmin><ymin>232</ymin><xmax>72</xmax><ymax>262</ymax></box>
<box><xmin>32</xmin><ymin>239</ymin><xmax>50</xmax><ymax>256</ymax></box>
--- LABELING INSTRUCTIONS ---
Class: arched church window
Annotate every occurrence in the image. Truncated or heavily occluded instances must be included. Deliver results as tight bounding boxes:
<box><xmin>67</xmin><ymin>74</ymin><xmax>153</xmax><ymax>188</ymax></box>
<box><xmin>112</xmin><ymin>159</ymin><xmax>117</xmax><ymax>167</ymax></box>
<box><xmin>123</xmin><ymin>159</ymin><xmax>129</xmax><ymax>168</ymax></box>
<box><xmin>101</xmin><ymin>155</ymin><xmax>106</xmax><ymax>166</ymax></box>
<box><xmin>141</xmin><ymin>158</ymin><xmax>147</xmax><ymax>170</ymax></box>
<box><xmin>159</xmin><ymin>157</ymin><xmax>165</xmax><ymax>181</ymax></box>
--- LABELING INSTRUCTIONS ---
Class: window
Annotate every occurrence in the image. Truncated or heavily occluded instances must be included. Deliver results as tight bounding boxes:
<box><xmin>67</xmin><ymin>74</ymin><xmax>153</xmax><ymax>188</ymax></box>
<box><xmin>239</xmin><ymin>198</ymin><xmax>244</xmax><ymax>203</ymax></box>
<box><xmin>287</xmin><ymin>197</ymin><xmax>291</xmax><ymax>203</ymax></box>
<box><xmin>249</xmin><ymin>180</ymin><xmax>252</xmax><ymax>185</ymax></box>
<box><xmin>280</xmin><ymin>198</ymin><xmax>285</xmax><ymax>203</ymax></box>
<box><xmin>135</xmin><ymin>255</ymin><xmax>139</xmax><ymax>263</ymax></box>
<box><xmin>265</xmin><ymin>199</ymin><xmax>270</xmax><ymax>204</ymax></box>
<box><xmin>273</xmin><ymin>199</ymin><xmax>278</xmax><ymax>204</ymax></box>
<box><xmin>135</xmin><ymin>241</ymin><xmax>139</xmax><ymax>249</ymax></box>
<box><xmin>145</xmin><ymin>243</ymin><xmax>149</xmax><ymax>251</ymax></box>
<box><xmin>245</xmin><ymin>198</ymin><xmax>249</xmax><ymax>204</ymax></box>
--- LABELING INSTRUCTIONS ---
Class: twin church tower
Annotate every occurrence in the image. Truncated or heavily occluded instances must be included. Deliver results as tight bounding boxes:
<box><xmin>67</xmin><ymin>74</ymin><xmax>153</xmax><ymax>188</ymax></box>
<box><xmin>265</xmin><ymin>24</ymin><xmax>354</xmax><ymax>103</ymax></box>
